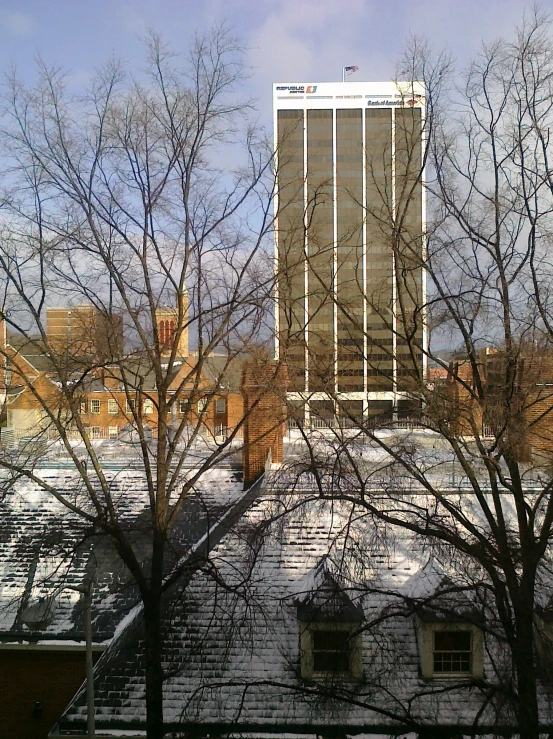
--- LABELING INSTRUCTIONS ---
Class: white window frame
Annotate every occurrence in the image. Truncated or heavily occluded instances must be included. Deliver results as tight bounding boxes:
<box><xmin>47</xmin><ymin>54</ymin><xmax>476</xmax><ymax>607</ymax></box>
<box><xmin>125</xmin><ymin>399</ymin><xmax>135</xmax><ymax>414</ymax></box>
<box><xmin>215</xmin><ymin>398</ymin><xmax>226</xmax><ymax>414</ymax></box>
<box><xmin>415</xmin><ymin>620</ymin><xmax>483</xmax><ymax>679</ymax></box>
<box><xmin>143</xmin><ymin>398</ymin><xmax>154</xmax><ymax>415</ymax></box>
<box><xmin>108</xmin><ymin>399</ymin><xmax>118</xmax><ymax>415</ymax></box>
<box><xmin>91</xmin><ymin>426</ymin><xmax>101</xmax><ymax>439</ymax></box>
<box><xmin>90</xmin><ymin>399</ymin><xmax>101</xmax><ymax>415</ymax></box>
<box><xmin>179</xmin><ymin>399</ymin><xmax>187</xmax><ymax>414</ymax></box>
<box><xmin>197</xmin><ymin>398</ymin><xmax>208</xmax><ymax>414</ymax></box>
<box><xmin>108</xmin><ymin>425</ymin><xmax>118</xmax><ymax>440</ymax></box>
<box><xmin>299</xmin><ymin>621</ymin><xmax>362</xmax><ymax>679</ymax></box>
<box><xmin>80</xmin><ymin>401</ymin><xmax>87</xmax><ymax>414</ymax></box>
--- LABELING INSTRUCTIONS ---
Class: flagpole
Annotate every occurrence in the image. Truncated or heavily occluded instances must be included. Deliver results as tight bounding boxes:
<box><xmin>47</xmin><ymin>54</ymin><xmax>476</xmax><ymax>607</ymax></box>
<box><xmin>342</xmin><ymin>67</ymin><xmax>345</xmax><ymax>83</ymax></box>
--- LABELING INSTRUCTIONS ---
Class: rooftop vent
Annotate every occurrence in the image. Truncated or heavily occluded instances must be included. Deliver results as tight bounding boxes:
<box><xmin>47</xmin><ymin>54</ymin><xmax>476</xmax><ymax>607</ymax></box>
<box><xmin>21</xmin><ymin>596</ymin><xmax>57</xmax><ymax>631</ymax></box>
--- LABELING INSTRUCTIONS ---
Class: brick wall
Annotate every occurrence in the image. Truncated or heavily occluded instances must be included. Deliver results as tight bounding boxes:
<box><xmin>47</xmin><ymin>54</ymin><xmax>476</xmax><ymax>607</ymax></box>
<box><xmin>445</xmin><ymin>350</ymin><xmax>553</xmax><ymax>459</ymax></box>
<box><xmin>0</xmin><ymin>648</ymin><xmax>100</xmax><ymax>739</ymax></box>
<box><xmin>444</xmin><ymin>359</ymin><xmax>485</xmax><ymax>436</ymax></box>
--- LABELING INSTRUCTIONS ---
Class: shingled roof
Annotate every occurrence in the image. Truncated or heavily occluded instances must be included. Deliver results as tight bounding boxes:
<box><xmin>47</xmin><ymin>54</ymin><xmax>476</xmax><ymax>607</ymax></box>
<box><xmin>0</xmin><ymin>464</ymin><xmax>245</xmax><ymax>647</ymax></box>
<box><xmin>56</xmin><ymin>480</ymin><xmax>553</xmax><ymax>737</ymax></box>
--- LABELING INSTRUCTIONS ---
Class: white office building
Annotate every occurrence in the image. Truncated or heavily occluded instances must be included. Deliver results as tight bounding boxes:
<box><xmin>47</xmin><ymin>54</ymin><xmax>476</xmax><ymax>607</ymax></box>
<box><xmin>273</xmin><ymin>80</ymin><xmax>426</xmax><ymax>424</ymax></box>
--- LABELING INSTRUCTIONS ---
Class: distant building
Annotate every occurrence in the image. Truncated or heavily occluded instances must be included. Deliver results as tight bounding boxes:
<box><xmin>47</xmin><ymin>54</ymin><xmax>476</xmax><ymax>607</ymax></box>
<box><xmin>154</xmin><ymin>287</ymin><xmax>189</xmax><ymax>357</ymax></box>
<box><xmin>445</xmin><ymin>347</ymin><xmax>553</xmax><ymax>458</ymax></box>
<box><xmin>46</xmin><ymin>304</ymin><xmax>123</xmax><ymax>361</ymax></box>
<box><xmin>274</xmin><ymin>80</ymin><xmax>426</xmax><ymax>425</ymax></box>
<box><xmin>2</xmin><ymin>343</ymin><xmax>244</xmax><ymax>444</ymax></box>
<box><xmin>2</xmin><ymin>286</ymin><xmax>246</xmax><ymax>443</ymax></box>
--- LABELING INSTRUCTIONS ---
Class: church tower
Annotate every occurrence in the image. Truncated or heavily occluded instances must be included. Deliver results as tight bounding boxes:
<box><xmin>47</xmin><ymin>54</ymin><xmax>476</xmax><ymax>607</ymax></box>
<box><xmin>155</xmin><ymin>287</ymin><xmax>189</xmax><ymax>357</ymax></box>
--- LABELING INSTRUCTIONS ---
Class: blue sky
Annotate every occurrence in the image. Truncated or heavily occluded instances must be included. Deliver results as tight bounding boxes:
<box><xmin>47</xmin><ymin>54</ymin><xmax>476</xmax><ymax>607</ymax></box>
<box><xmin>0</xmin><ymin>0</ymin><xmax>539</xmax><ymax>129</ymax></box>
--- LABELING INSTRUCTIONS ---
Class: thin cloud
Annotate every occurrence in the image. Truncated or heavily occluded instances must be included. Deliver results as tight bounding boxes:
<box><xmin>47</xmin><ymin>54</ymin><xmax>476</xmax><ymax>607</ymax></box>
<box><xmin>0</xmin><ymin>10</ymin><xmax>35</xmax><ymax>38</ymax></box>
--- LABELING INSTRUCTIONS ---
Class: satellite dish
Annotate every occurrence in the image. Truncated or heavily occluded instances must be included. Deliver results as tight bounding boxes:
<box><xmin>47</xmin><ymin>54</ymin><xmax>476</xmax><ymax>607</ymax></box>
<box><xmin>21</xmin><ymin>596</ymin><xmax>57</xmax><ymax>631</ymax></box>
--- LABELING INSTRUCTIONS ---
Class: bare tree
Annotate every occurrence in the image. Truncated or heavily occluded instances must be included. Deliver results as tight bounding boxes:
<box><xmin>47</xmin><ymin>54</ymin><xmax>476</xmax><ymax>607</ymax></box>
<box><xmin>277</xmin><ymin>9</ymin><xmax>553</xmax><ymax>739</ymax></box>
<box><xmin>0</xmin><ymin>25</ymin><xmax>278</xmax><ymax>739</ymax></box>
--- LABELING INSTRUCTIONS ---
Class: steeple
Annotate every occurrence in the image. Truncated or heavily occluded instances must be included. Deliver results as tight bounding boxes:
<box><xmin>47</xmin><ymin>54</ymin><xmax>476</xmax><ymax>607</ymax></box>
<box><xmin>155</xmin><ymin>286</ymin><xmax>189</xmax><ymax>357</ymax></box>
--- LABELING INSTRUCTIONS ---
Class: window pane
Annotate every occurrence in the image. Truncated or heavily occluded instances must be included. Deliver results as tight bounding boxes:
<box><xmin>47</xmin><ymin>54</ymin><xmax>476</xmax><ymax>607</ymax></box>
<box><xmin>313</xmin><ymin>630</ymin><xmax>349</xmax><ymax>650</ymax></box>
<box><xmin>312</xmin><ymin>630</ymin><xmax>350</xmax><ymax>673</ymax></box>
<box><xmin>434</xmin><ymin>631</ymin><xmax>471</xmax><ymax>651</ymax></box>
<box><xmin>433</xmin><ymin>630</ymin><xmax>472</xmax><ymax>673</ymax></box>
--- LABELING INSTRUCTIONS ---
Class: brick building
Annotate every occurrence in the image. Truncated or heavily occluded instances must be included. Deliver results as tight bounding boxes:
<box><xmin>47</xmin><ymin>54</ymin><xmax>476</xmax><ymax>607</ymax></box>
<box><xmin>444</xmin><ymin>347</ymin><xmax>553</xmax><ymax>458</ymax></box>
<box><xmin>3</xmin><ymin>346</ymin><xmax>245</xmax><ymax>444</ymax></box>
<box><xmin>46</xmin><ymin>304</ymin><xmax>123</xmax><ymax>362</ymax></box>
<box><xmin>241</xmin><ymin>357</ymin><xmax>288</xmax><ymax>485</ymax></box>
<box><xmin>0</xmin><ymin>647</ymin><xmax>102</xmax><ymax>739</ymax></box>
<box><xmin>0</xmin><ymin>286</ymin><xmax>260</xmax><ymax>447</ymax></box>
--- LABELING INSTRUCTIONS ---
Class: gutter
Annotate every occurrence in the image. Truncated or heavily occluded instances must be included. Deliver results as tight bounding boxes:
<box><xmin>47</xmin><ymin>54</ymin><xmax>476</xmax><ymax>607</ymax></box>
<box><xmin>0</xmin><ymin>642</ymin><xmax>105</xmax><ymax>652</ymax></box>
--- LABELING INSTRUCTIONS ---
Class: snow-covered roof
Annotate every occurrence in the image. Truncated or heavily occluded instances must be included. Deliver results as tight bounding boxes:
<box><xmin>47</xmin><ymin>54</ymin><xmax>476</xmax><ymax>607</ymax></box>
<box><xmin>0</xmin><ymin>465</ymin><xmax>244</xmax><ymax>645</ymax></box>
<box><xmin>57</xmin><ymin>484</ymin><xmax>553</xmax><ymax>736</ymax></box>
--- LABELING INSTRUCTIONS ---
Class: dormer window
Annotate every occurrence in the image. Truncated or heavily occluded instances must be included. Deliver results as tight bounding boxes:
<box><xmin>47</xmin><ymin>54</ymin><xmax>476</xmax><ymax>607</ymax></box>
<box><xmin>433</xmin><ymin>630</ymin><xmax>472</xmax><ymax>673</ymax></box>
<box><xmin>300</xmin><ymin>623</ymin><xmax>361</xmax><ymax>678</ymax></box>
<box><xmin>416</xmin><ymin>619</ymin><xmax>483</xmax><ymax>679</ymax></box>
<box><xmin>296</xmin><ymin>570</ymin><xmax>363</xmax><ymax>680</ymax></box>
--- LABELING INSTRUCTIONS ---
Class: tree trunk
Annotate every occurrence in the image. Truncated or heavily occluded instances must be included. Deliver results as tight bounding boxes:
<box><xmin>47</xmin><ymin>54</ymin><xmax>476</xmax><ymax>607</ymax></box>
<box><xmin>512</xmin><ymin>592</ymin><xmax>540</xmax><ymax>739</ymax></box>
<box><xmin>144</xmin><ymin>592</ymin><xmax>164</xmax><ymax>739</ymax></box>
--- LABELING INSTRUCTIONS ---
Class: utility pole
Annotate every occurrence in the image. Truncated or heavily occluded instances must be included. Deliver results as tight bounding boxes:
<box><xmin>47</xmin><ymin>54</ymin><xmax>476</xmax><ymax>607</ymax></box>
<box><xmin>83</xmin><ymin>579</ymin><xmax>95</xmax><ymax>739</ymax></box>
<box><xmin>69</xmin><ymin>576</ymin><xmax>95</xmax><ymax>738</ymax></box>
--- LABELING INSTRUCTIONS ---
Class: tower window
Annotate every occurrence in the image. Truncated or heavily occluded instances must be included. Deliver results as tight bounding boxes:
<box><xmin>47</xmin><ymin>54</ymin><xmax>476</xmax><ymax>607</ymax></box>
<box><xmin>159</xmin><ymin>319</ymin><xmax>175</xmax><ymax>346</ymax></box>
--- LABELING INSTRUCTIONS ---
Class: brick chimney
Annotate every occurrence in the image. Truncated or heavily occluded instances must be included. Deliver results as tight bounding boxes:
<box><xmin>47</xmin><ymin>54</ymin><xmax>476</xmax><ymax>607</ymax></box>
<box><xmin>241</xmin><ymin>357</ymin><xmax>288</xmax><ymax>487</ymax></box>
<box><xmin>0</xmin><ymin>317</ymin><xmax>5</xmax><ymax>404</ymax></box>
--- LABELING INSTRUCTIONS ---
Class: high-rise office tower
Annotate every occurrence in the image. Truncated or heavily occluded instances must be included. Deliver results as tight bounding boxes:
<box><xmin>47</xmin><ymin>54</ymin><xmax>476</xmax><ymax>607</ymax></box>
<box><xmin>274</xmin><ymin>81</ymin><xmax>426</xmax><ymax>423</ymax></box>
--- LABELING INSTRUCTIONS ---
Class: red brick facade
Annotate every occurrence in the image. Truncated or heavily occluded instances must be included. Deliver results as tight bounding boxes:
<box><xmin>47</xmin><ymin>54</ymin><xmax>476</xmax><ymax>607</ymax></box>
<box><xmin>5</xmin><ymin>354</ymin><xmax>244</xmax><ymax>442</ymax></box>
<box><xmin>445</xmin><ymin>349</ymin><xmax>553</xmax><ymax>459</ymax></box>
<box><xmin>241</xmin><ymin>359</ymin><xmax>287</xmax><ymax>486</ymax></box>
<box><xmin>0</xmin><ymin>648</ymin><xmax>101</xmax><ymax>739</ymax></box>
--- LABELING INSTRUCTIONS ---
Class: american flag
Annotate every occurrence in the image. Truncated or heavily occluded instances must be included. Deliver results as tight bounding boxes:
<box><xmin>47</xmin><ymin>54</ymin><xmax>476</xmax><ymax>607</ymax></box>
<box><xmin>345</xmin><ymin>65</ymin><xmax>359</xmax><ymax>75</ymax></box>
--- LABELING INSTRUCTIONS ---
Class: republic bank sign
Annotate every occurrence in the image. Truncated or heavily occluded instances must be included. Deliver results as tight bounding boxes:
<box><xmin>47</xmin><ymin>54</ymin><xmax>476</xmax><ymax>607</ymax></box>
<box><xmin>276</xmin><ymin>85</ymin><xmax>317</xmax><ymax>94</ymax></box>
<box><xmin>276</xmin><ymin>85</ymin><xmax>420</xmax><ymax>106</ymax></box>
